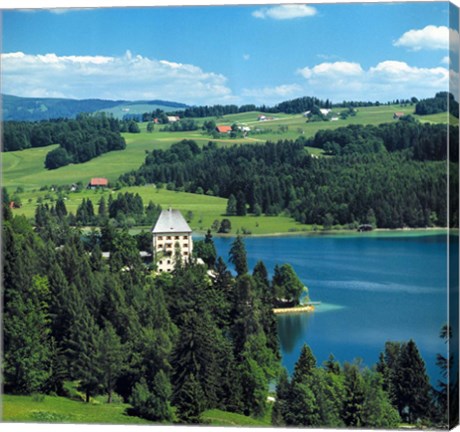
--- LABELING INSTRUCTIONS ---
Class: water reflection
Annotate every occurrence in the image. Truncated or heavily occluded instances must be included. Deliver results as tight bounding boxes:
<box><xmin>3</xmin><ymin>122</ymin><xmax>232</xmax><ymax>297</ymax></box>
<box><xmin>277</xmin><ymin>312</ymin><xmax>311</xmax><ymax>354</ymax></box>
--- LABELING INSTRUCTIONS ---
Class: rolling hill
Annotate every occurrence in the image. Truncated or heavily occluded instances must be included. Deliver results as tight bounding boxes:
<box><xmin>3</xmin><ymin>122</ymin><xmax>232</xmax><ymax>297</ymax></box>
<box><xmin>2</xmin><ymin>94</ymin><xmax>188</xmax><ymax>121</ymax></box>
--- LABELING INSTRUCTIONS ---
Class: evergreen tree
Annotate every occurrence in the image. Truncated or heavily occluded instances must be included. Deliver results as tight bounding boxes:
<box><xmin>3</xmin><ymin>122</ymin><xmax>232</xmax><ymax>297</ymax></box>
<box><xmin>236</xmin><ymin>190</ymin><xmax>247</xmax><ymax>216</ymax></box>
<box><xmin>129</xmin><ymin>373</ymin><xmax>174</xmax><ymax>422</ymax></box>
<box><xmin>55</xmin><ymin>197</ymin><xmax>67</xmax><ymax>218</ymax></box>
<box><xmin>229</xmin><ymin>235</ymin><xmax>248</xmax><ymax>276</ymax></box>
<box><xmin>342</xmin><ymin>362</ymin><xmax>365</xmax><ymax>427</ymax></box>
<box><xmin>173</xmin><ymin>373</ymin><xmax>205</xmax><ymax>424</ymax></box>
<box><xmin>99</xmin><ymin>322</ymin><xmax>125</xmax><ymax>403</ymax></box>
<box><xmin>396</xmin><ymin>340</ymin><xmax>432</xmax><ymax>423</ymax></box>
<box><xmin>226</xmin><ymin>194</ymin><xmax>237</xmax><ymax>216</ymax></box>
<box><xmin>3</xmin><ymin>275</ymin><xmax>52</xmax><ymax>394</ymax></box>
<box><xmin>65</xmin><ymin>299</ymin><xmax>102</xmax><ymax>402</ymax></box>
<box><xmin>292</xmin><ymin>344</ymin><xmax>317</xmax><ymax>384</ymax></box>
<box><xmin>272</xmin><ymin>368</ymin><xmax>290</xmax><ymax>426</ymax></box>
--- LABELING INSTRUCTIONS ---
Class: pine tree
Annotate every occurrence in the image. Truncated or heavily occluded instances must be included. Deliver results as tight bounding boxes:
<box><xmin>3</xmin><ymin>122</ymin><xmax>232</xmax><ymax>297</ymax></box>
<box><xmin>55</xmin><ymin>197</ymin><xmax>68</xmax><ymax>218</ymax></box>
<box><xmin>396</xmin><ymin>339</ymin><xmax>432</xmax><ymax>423</ymax></box>
<box><xmin>173</xmin><ymin>373</ymin><xmax>205</xmax><ymax>424</ymax></box>
<box><xmin>229</xmin><ymin>235</ymin><xmax>248</xmax><ymax>276</ymax></box>
<box><xmin>342</xmin><ymin>362</ymin><xmax>365</xmax><ymax>427</ymax></box>
<box><xmin>65</xmin><ymin>300</ymin><xmax>102</xmax><ymax>402</ymax></box>
<box><xmin>3</xmin><ymin>275</ymin><xmax>52</xmax><ymax>394</ymax></box>
<box><xmin>99</xmin><ymin>322</ymin><xmax>125</xmax><ymax>403</ymax></box>
<box><xmin>226</xmin><ymin>194</ymin><xmax>237</xmax><ymax>216</ymax></box>
<box><xmin>272</xmin><ymin>369</ymin><xmax>290</xmax><ymax>426</ymax></box>
<box><xmin>236</xmin><ymin>190</ymin><xmax>247</xmax><ymax>216</ymax></box>
<box><xmin>292</xmin><ymin>344</ymin><xmax>317</xmax><ymax>385</ymax></box>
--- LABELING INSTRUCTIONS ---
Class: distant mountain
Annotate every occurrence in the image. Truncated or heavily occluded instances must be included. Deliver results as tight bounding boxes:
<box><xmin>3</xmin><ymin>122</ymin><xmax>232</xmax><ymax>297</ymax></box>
<box><xmin>2</xmin><ymin>94</ymin><xmax>188</xmax><ymax>121</ymax></box>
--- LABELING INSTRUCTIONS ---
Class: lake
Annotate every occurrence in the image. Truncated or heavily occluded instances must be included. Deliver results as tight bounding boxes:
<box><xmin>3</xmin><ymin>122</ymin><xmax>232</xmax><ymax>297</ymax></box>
<box><xmin>211</xmin><ymin>232</ymin><xmax>449</xmax><ymax>384</ymax></box>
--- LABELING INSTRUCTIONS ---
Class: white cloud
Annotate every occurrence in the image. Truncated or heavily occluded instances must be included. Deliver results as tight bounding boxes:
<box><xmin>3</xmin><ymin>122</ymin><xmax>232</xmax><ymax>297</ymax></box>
<box><xmin>297</xmin><ymin>61</ymin><xmax>363</xmax><ymax>79</ymax></box>
<box><xmin>241</xmin><ymin>84</ymin><xmax>303</xmax><ymax>103</ymax></box>
<box><xmin>252</xmin><ymin>4</ymin><xmax>317</xmax><ymax>20</ymax></box>
<box><xmin>298</xmin><ymin>60</ymin><xmax>449</xmax><ymax>102</ymax></box>
<box><xmin>394</xmin><ymin>25</ymin><xmax>459</xmax><ymax>51</ymax></box>
<box><xmin>441</xmin><ymin>56</ymin><xmax>451</xmax><ymax>65</ymax></box>
<box><xmin>1</xmin><ymin>51</ymin><xmax>234</xmax><ymax>104</ymax></box>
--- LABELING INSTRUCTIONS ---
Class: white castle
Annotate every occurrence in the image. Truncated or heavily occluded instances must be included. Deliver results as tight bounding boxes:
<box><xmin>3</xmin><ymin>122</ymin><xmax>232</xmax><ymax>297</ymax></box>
<box><xmin>151</xmin><ymin>208</ymin><xmax>193</xmax><ymax>273</ymax></box>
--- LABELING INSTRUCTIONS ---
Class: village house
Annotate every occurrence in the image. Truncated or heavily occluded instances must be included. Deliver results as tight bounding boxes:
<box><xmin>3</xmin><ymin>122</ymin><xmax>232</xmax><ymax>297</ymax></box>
<box><xmin>393</xmin><ymin>112</ymin><xmax>405</xmax><ymax>120</ymax></box>
<box><xmin>167</xmin><ymin>115</ymin><xmax>180</xmax><ymax>123</ymax></box>
<box><xmin>152</xmin><ymin>208</ymin><xmax>193</xmax><ymax>273</ymax></box>
<box><xmin>216</xmin><ymin>125</ymin><xmax>232</xmax><ymax>134</ymax></box>
<box><xmin>88</xmin><ymin>177</ymin><xmax>108</xmax><ymax>189</ymax></box>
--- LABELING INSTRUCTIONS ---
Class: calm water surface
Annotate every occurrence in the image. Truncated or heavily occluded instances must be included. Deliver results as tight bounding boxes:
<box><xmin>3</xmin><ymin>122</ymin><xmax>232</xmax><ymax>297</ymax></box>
<box><xmin>211</xmin><ymin>233</ymin><xmax>448</xmax><ymax>384</ymax></box>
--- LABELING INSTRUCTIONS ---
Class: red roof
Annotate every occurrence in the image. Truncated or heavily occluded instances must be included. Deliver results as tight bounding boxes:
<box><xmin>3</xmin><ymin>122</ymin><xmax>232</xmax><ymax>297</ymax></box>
<box><xmin>89</xmin><ymin>177</ymin><xmax>108</xmax><ymax>186</ymax></box>
<box><xmin>216</xmin><ymin>125</ymin><xmax>232</xmax><ymax>133</ymax></box>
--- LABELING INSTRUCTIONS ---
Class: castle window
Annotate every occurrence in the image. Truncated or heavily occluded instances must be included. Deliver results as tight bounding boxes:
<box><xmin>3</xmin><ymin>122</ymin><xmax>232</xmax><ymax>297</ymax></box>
<box><xmin>167</xmin><ymin>236</ymin><xmax>172</xmax><ymax>240</ymax></box>
<box><xmin>167</xmin><ymin>260</ymin><xmax>171</xmax><ymax>264</ymax></box>
<box><xmin>175</xmin><ymin>236</ymin><xmax>180</xmax><ymax>240</ymax></box>
<box><xmin>159</xmin><ymin>260</ymin><xmax>163</xmax><ymax>265</ymax></box>
<box><xmin>184</xmin><ymin>251</ymin><xmax>189</xmax><ymax>256</ymax></box>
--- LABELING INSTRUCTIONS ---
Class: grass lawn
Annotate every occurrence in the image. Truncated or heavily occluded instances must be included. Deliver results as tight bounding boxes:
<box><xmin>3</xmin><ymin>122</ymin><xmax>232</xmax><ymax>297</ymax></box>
<box><xmin>3</xmin><ymin>103</ymin><xmax>450</xmax><ymax>193</ymax></box>
<box><xmin>12</xmin><ymin>185</ymin><xmax>314</xmax><ymax>235</ymax></box>
<box><xmin>2</xmin><ymin>395</ymin><xmax>272</xmax><ymax>427</ymax></box>
<box><xmin>202</xmin><ymin>408</ymin><xmax>271</xmax><ymax>426</ymax></box>
<box><xmin>1</xmin><ymin>394</ymin><xmax>152</xmax><ymax>425</ymax></box>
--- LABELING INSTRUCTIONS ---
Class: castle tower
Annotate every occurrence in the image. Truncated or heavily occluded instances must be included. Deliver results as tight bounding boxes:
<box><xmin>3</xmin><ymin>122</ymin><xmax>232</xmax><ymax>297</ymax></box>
<box><xmin>152</xmin><ymin>208</ymin><xmax>193</xmax><ymax>273</ymax></box>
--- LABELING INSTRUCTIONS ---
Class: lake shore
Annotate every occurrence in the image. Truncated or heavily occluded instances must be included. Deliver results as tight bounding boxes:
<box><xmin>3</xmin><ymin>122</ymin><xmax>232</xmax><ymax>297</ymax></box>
<box><xmin>202</xmin><ymin>227</ymin><xmax>452</xmax><ymax>239</ymax></box>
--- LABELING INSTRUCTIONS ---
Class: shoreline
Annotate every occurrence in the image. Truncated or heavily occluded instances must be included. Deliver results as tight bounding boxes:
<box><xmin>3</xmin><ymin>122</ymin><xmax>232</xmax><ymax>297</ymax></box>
<box><xmin>273</xmin><ymin>305</ymin><xmax>315</xmax><ymax>314</ymax></box>
<box><xmin>195</xmin><ymin>227</ymin><xmax>452</xmax><ymax>239</ymax></box>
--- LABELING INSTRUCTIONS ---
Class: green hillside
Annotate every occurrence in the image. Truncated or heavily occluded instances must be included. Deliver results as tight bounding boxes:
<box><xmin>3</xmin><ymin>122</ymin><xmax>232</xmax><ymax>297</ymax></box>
<box><xmin>3</xmin><ymin>103</ymin><xmax>435</xmax><ymax>191</ymax></box>
<box><xmin>2</xmin><ymin>94</ymin><xmax>187</xmax><ymax>121</ymax></box>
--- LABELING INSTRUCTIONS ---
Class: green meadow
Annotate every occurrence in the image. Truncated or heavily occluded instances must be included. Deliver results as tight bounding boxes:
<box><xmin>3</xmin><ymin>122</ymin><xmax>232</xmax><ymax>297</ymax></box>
<box><xmin>1</xmin><ymin>394</ymin><xmax>269</xmax><ymax>426</ymax></box>
<box><xmin>3</xmin><ymin>103</ymin><xmax>429</xmax><ymax>191</ymax></box>
<box><xmin>2</xmin><ymin>394</ymin><xmax>152</xmax><ymax>425</ymax></box>
<box><xmin>3</xmin><ymin>103</ymin><xmax>452</xmax><ymax>234</ymax></box>
<box><xmin>13</xmin><ymin>185</ymin><xmax>312</xmax><ymax>235</ymax></box>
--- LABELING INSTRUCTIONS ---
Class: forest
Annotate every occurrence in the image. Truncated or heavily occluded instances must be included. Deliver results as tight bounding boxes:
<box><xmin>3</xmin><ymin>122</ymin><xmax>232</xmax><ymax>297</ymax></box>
<box><xmin>2</xmin><ymin>193</ymin><xmax>453</xmax><ymax>427</ymax></box>
<box><xmin>3</xmin><ymin>114</ymin><xmax>127</xmax><ymax>169</ymax></box>
<box><xmin>119</xmin><ymin>121</ymin><xmax>458</xmax><ymax>229</ymax></box>
<box><xmin>415</xmin><ymin>92</ymin><xmax>459</xmax><ymax>118</ymax></box>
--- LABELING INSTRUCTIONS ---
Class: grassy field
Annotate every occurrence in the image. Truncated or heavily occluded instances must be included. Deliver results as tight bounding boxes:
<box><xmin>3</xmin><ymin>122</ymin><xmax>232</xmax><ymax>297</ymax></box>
<box><xmin>202</xmin><ymin>408</ymin><xmax>271</xmax><ymax>426</ymax></box>
<box><xmin>3</xmin><ymin>104</ymin><xmax>453</xmax><ymax>234</ymax></box>
<box><xmin>1</xmin><ymin>394</ymin><xmax>152</xmax><ymax>425</ymax></box>
<box><xmin>3</xmin><ymin>103</ymin><xmax>451</xmax><ymax>192</ymax></box>
<box><xmin>12</xmin><ymin>185</ymin><xmax>313</xmax><ymax>235</ymax></box>
<box><xmin>2</xmin><ymin>394</ymin><xmax>271</xmax><ymax>426</ymax></box>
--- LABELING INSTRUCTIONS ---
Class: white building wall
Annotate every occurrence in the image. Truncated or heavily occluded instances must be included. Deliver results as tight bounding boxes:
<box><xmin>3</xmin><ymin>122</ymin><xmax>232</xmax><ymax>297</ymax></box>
<box><xmin>153</xmin><ymin>232</ymin><xmax>193</xmax><ymax>273</ymax></box>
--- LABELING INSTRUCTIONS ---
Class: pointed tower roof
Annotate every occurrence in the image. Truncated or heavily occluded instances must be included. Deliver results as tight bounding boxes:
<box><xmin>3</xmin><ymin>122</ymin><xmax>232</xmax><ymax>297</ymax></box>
<box><xmin>152</xmin><ymin>208</ymin><xmax>192</xmax><ymax>234</ymax></box>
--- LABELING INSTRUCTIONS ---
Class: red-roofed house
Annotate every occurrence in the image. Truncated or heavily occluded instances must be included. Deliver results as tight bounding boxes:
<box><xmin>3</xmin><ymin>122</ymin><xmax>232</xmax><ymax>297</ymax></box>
<box><xmin>216</xmin><ymin>125</ymin><xmax>232</xmax><ymax>134</ymax></box>
<box><xmin>88</xmin><ymin>177</ymin><xmax>109</xmax><ymax>188</ymax></box>
<box><xmin>393</xmin><ymin>112</ymin><xmax>405</xmax><ymax>119</ymax></box>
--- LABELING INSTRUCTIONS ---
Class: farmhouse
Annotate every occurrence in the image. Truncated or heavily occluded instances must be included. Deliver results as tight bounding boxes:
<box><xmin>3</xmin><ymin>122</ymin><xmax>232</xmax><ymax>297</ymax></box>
<box><xmin>167</xmin><ymin>115</ymin><xmax>180</xmax><ymax>123</ymax></box>
<box><xmin>393</xmin><ymin>112</ymin><xmax>405</xmax><ymax>120</ymax></box>
<box><xmin>152</xmin><ymin>208</ymin><xmax>193</xmax><ymax>273</ymax></box>
<box><xmin>216</xmin><ymin>125</ymin><xmax>232</xmax><ymax>134</ymax></box>
<box><xmin>88</xmin><ymin>177</ymin><xmax>108</xmax><ymax>188</ymax></box>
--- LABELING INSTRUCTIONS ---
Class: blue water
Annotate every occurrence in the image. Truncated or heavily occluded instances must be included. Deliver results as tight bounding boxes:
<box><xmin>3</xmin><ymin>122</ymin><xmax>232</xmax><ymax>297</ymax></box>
<box><xmin>210</xmin><ymin>233</ymin><xmax>448</xmax><ymax>385</ymax></box>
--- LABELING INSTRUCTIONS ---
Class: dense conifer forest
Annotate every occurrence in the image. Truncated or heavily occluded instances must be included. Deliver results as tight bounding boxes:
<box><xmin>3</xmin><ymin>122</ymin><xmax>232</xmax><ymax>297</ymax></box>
<box><xmin>119</xmin><ymin>122</ymin><xmax>458</xmax><ymax>229</ymax></box>
<box><xmin>3</xmin><ymin>114</ymin><xmax>127</xmax><ymax>169</ymax></box>
<box><xmin>2</xmin><ymin>192</ymin><xmax>454</xmax><ymax>427</ymax></box>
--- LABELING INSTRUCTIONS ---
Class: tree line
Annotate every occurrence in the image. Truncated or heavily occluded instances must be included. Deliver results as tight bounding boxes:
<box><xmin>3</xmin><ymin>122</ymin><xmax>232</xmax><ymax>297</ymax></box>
<box><xmin>415</xmin><ymin>92</ymin><xmax>459</xmax><ymax>118</ymax></box>
<box><xmin>119</xmin><ymin>130</ymin><xmax>455</xmax><ymax>228</ymax></box>
<box><xmin>3</xmin><ymin>114</ymin><xmax>127</xmax><ymax>170</ymax></box>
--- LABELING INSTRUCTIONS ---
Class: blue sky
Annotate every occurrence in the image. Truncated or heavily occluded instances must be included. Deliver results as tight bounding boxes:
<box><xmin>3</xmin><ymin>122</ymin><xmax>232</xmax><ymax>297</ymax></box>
<box><xmin>2</xmin><ymin>2</ymin><xmax>458</xmax><ymax>105</ymax></box>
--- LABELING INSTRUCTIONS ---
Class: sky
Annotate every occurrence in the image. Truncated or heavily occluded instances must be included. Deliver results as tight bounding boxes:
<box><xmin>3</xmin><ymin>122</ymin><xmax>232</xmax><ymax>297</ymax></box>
<box><xmin>1</xmin><ymin>2</ymin><xmax>459</xmax><ymax>105</ymax></box>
